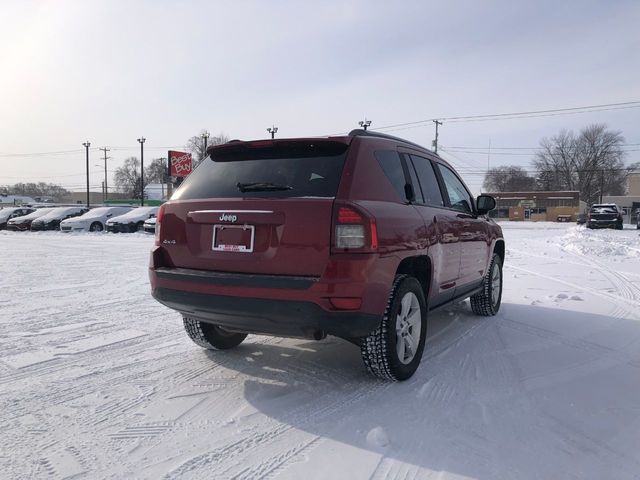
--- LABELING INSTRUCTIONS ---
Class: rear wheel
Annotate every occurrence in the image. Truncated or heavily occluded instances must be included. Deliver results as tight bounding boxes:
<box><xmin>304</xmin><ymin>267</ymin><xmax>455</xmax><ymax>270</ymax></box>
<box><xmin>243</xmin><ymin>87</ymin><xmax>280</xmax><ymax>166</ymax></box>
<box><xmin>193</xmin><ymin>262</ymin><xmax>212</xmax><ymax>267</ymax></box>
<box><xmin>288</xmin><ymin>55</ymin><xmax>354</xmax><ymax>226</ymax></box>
<box><xmin>136</xmin><ymin>221</ymin><xmax>144</xmax><ymax>232</ymax></box>
<box><xmin>470</xmin><ymin>253</ymin><xmax>503</xmax><ymax>316</ymax></box>
<box><xmin>183</xmin><ymin>317</ymin><xmax>247</xmax><ymax>350</ymax></box>
<box><xmin>89</xmin><ymin>222</ymin><xmax>103</xmax><ymax>232</ymax></box>
<box><xmin>361</xmin><ymin>275</ymin><xmax>427</xmax><ymax>381</ymax></box>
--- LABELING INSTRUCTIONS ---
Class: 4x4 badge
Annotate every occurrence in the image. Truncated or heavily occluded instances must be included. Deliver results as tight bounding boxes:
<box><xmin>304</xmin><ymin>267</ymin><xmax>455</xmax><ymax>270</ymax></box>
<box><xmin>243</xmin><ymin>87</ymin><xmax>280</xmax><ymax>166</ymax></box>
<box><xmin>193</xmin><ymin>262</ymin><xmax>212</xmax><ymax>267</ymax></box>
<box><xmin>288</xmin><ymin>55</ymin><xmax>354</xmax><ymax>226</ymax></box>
<box><xmin>219</xmin><ymin>214</ymin><xmax>238</xmax><ymax>222</ymax></box>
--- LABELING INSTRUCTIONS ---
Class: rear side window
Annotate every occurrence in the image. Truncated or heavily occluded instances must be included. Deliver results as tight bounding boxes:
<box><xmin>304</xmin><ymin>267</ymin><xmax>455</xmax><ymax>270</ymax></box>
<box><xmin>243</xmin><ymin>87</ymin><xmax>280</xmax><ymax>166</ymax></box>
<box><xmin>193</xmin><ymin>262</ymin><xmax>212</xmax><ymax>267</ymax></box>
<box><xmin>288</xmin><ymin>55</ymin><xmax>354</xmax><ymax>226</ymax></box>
<box><xmin>375</xmin><ymin>150</ymin><xmax>407</xmax><ymax>202</ymax></box>
<box><xmin>409</xmin><ymin>155</ymin><xmax>445</xmax><ymax>207</ymax></box>
<box><xmin>436</xmin><ymin>164</ymin><xmax>474</xmax><ymax>214</ymax></box>
<box><xmin>172</xmin><ymin>142</ymin><xmax>348</xmax><ymax>200</ymax></box>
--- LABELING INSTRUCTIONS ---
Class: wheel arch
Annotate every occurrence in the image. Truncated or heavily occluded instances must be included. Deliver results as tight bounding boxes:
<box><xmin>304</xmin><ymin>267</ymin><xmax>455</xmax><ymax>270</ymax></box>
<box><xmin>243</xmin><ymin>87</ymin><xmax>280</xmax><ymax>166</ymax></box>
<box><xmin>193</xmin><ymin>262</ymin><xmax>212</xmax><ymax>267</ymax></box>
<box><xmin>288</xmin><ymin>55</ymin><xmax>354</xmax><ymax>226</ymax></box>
<box><xmin>493</xmin><ymin>239</ymin><xmax>505</xmax><ymax>264</ymax></box>
<box><xmin>395</xmin><ymin>255</ymin><xmax>432</xmax><ymax>300</ymax></box>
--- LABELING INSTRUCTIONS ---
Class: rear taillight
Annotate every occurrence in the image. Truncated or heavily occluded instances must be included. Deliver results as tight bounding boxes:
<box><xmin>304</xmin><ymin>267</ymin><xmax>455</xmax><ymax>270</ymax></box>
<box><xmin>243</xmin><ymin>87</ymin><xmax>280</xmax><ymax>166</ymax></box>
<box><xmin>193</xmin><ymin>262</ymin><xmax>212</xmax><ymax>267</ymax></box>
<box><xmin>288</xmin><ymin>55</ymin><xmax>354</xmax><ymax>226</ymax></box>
<box><xmin>332</xmin><ymin>204</ymin><xmax>378</xmax><ymax>253</ymax></box>
<box><xmin>154</xmin><ymin>204</ymin><xmax>165</xmax><ymax>246</ymax></box>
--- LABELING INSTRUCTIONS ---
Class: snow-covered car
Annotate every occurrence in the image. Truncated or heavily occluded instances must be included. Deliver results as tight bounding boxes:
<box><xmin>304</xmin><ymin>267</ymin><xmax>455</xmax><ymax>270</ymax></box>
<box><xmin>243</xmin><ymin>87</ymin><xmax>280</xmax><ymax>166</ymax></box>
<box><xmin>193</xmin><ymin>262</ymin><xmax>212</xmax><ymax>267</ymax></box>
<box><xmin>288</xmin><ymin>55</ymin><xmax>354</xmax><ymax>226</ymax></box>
<box><xmin>586</xmin><ymin>203</ymin><xmax>623</xmax><ymax>230</ymax></box>
<box><xmin>143</xmin><ymin>216</ymin><xmax>156</xmax><ymax>234</ymax></box>
<box><xmin>0</xmin><ymin>207</ymin><xmax>35</xmax><ymax>229</ymax></box>
<box><xmin>60</xmin><ymin>206</ymin><xmax>133</xmax><ymax>232</ymax></box>
<box><xmin>6</xmin><ymin>207</ymin><xmax>56</xmax><ymax>231</ymax></box>
<box><xmin>30</xmin><ymin>207</ymin><xmax>89</xmax><ymax>231</ymax></box>
<box><xmin>636</xmin><ymin>208</ymin><xmax>640</xmax><ymax>229</ymax></box>
<box><xmin>106</xmin><ymin>206</ymin><xmax>158</xmax><ymax>233</ymax></box>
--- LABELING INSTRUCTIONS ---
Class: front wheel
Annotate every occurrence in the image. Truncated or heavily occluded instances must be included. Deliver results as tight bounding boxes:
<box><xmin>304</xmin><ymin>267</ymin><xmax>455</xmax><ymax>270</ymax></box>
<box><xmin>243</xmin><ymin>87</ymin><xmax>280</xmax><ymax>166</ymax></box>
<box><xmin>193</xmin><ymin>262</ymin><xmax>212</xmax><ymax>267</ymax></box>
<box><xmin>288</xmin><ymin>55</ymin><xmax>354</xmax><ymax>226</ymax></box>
<box><xmin>183</xmin><ymin>317</ymin><xmax>247</xmax><ymax>350</ymax></box>
<box><xmin>470</xmin><ymin>253</ymin><xmax>503</xmax><ymax>316</ymax></box>
<box><xmin>361</xmin><ymin>275</ymin><xmax>427</xmax><ymax>381</ymax></box>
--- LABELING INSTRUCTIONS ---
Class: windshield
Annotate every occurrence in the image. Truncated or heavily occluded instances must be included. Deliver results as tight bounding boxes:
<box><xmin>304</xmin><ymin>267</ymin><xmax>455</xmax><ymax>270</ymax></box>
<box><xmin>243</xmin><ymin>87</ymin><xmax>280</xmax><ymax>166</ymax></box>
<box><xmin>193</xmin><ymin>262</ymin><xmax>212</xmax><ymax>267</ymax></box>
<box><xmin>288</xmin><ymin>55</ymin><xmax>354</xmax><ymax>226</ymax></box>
<box><xmin>0</xmin><ymin>208</ymin><xmax>20</xmax><ymax>221</ymax></box>
<box><xmin>39</xmin><ymin>207</ymin><xmax>81</xmax><ymax>220</ymax></box>
<box><xmin>13</xmin><ymin>208</ymin><xmax>54</xmax><ymax>221</ymax></box>
<box><xmin>590</xmin><ymin>205</ymin><xmax>618</xmax><ymax>214</ymax></box>
<box><xmin>110</xmin><ymin>207</ymin><xmax>158</xmax><ymax>221</ymax></box>
<box><xmin>172</xmin><ymin>141</ymin><xmax>348</xmax><ymax>200</ymax></box>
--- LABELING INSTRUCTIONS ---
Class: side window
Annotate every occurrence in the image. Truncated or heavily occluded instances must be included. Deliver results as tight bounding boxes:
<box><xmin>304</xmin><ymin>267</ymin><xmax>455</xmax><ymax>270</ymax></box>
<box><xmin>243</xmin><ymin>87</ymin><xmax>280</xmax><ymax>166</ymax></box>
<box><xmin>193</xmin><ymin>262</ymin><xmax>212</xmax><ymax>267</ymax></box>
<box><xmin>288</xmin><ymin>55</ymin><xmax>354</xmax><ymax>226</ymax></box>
<box><xmin>375</xmin><ymin>150</ymin><xmax>407</xmax><ymax>202</ymax></box>
<box><xmin>409</xmin><ymin>155</ymin><xmax>445</xmax><ymax>207</ymax></box>
<box><xmin>436</xmin><ymin>164</ymin><xmax>473</xmax><ymax>214</ymax></box>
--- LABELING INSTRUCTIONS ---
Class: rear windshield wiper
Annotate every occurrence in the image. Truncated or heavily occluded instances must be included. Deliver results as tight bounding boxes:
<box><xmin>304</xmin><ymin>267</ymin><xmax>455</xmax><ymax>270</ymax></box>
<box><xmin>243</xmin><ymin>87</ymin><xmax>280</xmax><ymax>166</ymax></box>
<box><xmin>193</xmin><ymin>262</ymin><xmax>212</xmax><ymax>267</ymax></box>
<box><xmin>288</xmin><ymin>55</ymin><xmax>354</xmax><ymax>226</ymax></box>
<box><xmin>236</xmin><ymin>182</ymin><xmax>293</xmax><ymax>192</ymax></box>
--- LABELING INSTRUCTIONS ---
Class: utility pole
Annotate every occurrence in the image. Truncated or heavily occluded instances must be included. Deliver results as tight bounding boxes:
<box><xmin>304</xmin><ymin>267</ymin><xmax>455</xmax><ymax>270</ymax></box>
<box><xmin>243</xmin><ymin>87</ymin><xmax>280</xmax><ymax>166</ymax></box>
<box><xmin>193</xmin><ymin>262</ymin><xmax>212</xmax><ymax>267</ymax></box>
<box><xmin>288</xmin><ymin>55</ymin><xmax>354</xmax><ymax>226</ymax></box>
<box><xmin>600</xmin><ymin>169</ymin><xmax>604</xmax><ymax>204</ymax></box>
<box><xmin>358</xmin><ymin>119</ymin><xmax>372</xmax><ymax>131</ymax></box>
<box><xmin>200</xmin><ymin>132</ymin><xmax>210</xmax><ymax>160</ymax></box>
<box><xmin>267</xmin><ymin>126</ymin><xmax>278</xmax><ymax>139</ymax></box>
<box><xmin>487</xmin><ymin>139</ymin><xmax>491</xmax><ymax>172</ymax></box>
<box><xmin>432</xmin><ymin>120</ymin><xmax>443</xmax><ymax>154</ymax></box>
<box><xmin>82</xmin><ymin>141</ymin><xmax>91</xmax><ymax>208</ymax></box>
<box><xmin>98</xmin><ymin>147</ymin><xmax>110</xmax><ymax>201</ymax></box>
<box><xmin>137</xmin><ymin>137</ymin><xmax>146</xmax><ymax>206</ymax></box>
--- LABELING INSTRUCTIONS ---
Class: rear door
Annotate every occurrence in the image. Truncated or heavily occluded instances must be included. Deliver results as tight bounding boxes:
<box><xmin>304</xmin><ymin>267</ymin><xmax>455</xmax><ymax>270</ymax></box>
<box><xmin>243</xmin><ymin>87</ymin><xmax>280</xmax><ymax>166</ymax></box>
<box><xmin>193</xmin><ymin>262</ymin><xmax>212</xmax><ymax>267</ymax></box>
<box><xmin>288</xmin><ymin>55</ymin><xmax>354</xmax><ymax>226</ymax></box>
<box><xmin>404</xmin><ymin>153</ymin><xmax>461</xmax><ymax>307</ymax></box>
<box><xmin>161</xmin><ymin>140</ymin><xmax>349</xmax><ymax>277</ymax></box>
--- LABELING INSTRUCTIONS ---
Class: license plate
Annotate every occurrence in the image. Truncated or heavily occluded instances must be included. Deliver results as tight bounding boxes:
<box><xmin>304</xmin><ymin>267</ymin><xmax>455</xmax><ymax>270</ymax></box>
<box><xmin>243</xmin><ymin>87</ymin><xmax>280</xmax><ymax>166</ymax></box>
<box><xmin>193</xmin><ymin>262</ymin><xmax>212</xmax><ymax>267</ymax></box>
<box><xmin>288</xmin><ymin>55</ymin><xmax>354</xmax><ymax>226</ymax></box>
<box><xmin>212</xmin><ymin>225</ymin><xmax>255</xmax><ymax>253</ymax></box>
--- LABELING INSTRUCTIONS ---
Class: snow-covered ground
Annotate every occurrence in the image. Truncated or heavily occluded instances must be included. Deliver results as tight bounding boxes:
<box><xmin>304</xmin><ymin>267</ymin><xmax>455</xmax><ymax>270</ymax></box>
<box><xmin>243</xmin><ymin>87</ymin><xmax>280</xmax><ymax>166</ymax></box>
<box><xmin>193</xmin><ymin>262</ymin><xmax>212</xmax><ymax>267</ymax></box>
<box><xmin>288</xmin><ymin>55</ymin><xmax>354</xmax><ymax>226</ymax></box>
<box><xmin>1</xmin><ymin>224</ymin><xmax>639</xmax><ymax>479</ymax></box>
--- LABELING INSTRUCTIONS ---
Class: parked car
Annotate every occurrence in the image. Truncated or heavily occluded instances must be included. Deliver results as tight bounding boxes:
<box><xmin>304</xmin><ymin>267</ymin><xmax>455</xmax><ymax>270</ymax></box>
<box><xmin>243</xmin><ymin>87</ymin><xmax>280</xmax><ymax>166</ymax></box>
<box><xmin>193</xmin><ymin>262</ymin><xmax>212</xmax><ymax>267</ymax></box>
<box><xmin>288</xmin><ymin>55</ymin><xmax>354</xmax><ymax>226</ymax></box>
<box><xmin>5</xmin><ymin>207</ymin><xmax>56</xmax><ymax>231</ymax></box>
<box><xmin>106</xmin><ymin>207</ymin><xmax>159</xmax><ymax>233</ymax></box>
<box><xmin>30</xmin><ymin>206</ymin><xmax>89</xmax><ymax>231</ymax></box>
<box><xmin>60</xmin><ymin>206</ymin><xmax>133</xmax><ymax>232</ymax></box>
<box><xmin>586</xmin><ymin>203</ymin><xmax>623</xmax><ymax>230</ymax></box>
<box><xmin>0</xmin><ymin>207</ymin><xmax>35</xmax><ymax>229</ymax></box>
<box><xmin>143</xmin><ymin>216</ymin><xmax>156</xmax><ymax>234</ymax></box>
<box><xmin>576</xmin><ymin>212</ymin><xmax>587</xmax><ymax>225</ymax></box>
<box><xmin>149</xmin><ymin>130</ymin><xmax>504</xmax><ymax>381</ymax></box>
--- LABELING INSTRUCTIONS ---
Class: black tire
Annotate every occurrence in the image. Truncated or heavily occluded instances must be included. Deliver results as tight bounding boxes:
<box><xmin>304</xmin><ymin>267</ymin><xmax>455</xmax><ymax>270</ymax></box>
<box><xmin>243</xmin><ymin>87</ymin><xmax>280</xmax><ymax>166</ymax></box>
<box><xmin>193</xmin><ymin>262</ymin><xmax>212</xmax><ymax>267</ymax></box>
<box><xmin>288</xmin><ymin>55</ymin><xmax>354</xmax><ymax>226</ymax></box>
<box><xmin>89</xmin><ymin>222</ymin><xmax>103</xmax><ymax>232</ymax></box>
<box><xmin>470</xmin><ymin>253</ymin><xmax>503</xmax><ymax>316</ymax></box>
<box><xmin>361</xmin><ymin>275</ymin><xmax>427</xmax><ymax>381</ymax></box>
<box><xmin>136</xmin><ymin>221</ymin><xmax>144</xmax><ymax>232</ymax></box>
<box><xmin>616</xmin><ymin>221</ymin><xmax>623</xmax><ymax>230</ymax></box>
<box><xmin>183</xmin><ymin>316</ymin><xmax>247</xmax><ymax>350</ymax></box>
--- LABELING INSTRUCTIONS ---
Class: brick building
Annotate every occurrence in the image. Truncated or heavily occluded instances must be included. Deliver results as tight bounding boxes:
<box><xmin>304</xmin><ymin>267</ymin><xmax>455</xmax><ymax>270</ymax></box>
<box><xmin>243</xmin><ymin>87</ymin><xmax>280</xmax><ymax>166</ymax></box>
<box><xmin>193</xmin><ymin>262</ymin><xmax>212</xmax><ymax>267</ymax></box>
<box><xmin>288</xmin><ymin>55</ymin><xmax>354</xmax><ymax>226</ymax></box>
<box><xmin>484</xmin><ymin>191</ymin><xmax>585</xmax><ymax>222</ymax></box>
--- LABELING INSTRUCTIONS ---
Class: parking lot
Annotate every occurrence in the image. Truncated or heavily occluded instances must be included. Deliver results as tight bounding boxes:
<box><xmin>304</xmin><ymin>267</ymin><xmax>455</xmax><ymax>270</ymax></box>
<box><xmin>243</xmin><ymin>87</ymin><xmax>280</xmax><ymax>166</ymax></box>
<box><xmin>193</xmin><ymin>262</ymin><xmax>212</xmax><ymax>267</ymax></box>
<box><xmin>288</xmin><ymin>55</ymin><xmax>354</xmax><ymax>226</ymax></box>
<box><xmin>1</xmin><ymin>223</ymin><xmax>640</xmax><ymax>479</ymax></box>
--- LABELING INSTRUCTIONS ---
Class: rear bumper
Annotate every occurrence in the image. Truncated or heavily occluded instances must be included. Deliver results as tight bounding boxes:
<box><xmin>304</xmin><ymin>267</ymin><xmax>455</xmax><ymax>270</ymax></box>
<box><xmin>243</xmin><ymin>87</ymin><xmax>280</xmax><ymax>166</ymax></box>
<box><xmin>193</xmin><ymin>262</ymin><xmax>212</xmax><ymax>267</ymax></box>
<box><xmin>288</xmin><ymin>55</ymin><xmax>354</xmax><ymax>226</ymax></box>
<box><xmin>149</xmin><ymin>247</ymin><xmax>395</xmax><ymax>340</ymax></box>
<box><xmin>152</xmin><ymin>287</ymin><xmax>380</xmax><ymax>339</ymax></box>
<box><xmin>587</xmin><ymin>220</ymin><xmax>619</xmax><ymax>228</ymax></box>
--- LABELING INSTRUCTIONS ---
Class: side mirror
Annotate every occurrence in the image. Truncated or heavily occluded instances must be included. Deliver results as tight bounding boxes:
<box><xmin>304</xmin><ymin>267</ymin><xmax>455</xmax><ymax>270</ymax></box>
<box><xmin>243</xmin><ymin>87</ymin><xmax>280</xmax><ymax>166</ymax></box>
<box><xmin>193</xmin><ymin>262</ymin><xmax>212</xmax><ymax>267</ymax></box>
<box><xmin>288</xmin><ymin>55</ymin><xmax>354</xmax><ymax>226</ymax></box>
<box><xmin>404</xmin><ymin>183</ymin><xmax>415</xmax><ymax>203</ymax></box>
<box><xmin>476</xmin><ymin>195</ymin><xmax>496</xmax><ymax>215</ymax></box>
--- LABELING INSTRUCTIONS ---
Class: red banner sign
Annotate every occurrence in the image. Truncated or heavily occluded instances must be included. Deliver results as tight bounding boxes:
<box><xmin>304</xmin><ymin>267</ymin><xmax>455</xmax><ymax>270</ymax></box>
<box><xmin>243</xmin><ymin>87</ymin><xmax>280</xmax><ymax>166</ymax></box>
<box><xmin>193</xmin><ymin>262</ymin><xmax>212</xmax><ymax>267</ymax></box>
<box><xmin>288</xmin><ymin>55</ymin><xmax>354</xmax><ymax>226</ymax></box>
<box><xmin>168</xmin><ymin>150</ymin><xmax>193</xmax><ymax>177</ymax></box>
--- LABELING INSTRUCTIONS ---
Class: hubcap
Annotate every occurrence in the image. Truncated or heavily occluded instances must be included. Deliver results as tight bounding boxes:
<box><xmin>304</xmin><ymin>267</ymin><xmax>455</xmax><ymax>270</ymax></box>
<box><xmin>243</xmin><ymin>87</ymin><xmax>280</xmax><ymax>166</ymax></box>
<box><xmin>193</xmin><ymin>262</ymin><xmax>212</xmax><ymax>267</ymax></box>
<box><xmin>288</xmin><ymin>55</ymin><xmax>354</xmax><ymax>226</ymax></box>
<box><xmin>395</xmin><ymin>292</ymin><xmax>421</xmax><ymax>365</ymax></box>
<box><xmin>491</xmin><ymin>262</ymin><xmax>502</xmax><ymax>307</ymax></box>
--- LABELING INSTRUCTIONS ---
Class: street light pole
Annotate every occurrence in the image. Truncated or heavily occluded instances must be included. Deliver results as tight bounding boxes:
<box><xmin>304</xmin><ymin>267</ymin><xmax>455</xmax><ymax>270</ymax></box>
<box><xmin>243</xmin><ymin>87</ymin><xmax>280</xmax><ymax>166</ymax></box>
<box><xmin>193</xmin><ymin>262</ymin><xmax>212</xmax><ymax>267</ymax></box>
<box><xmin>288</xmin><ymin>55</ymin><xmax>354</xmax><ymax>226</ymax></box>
<box><xmin>358</xmin><ymin>119</ymin><xmax>372</xmax><ymax>131</ymax></box>
<box><xmin>201</xmin><ymin>132</ymin><xmax>210</xmax><ymax>159</ymax></box>
<box><xmin>137</xmin><ymin>137</ymin><xmax>146</xmax><ymax>206</ymax></box>
<box><xmin>267</xmin><ymin>126</ymin><xmax>278</xmax><ymax>139</ymax></box>
<box><xmin>82</xmin><ymin>141</ymin><xmax>91</xmax><ymax>208</ymax></box>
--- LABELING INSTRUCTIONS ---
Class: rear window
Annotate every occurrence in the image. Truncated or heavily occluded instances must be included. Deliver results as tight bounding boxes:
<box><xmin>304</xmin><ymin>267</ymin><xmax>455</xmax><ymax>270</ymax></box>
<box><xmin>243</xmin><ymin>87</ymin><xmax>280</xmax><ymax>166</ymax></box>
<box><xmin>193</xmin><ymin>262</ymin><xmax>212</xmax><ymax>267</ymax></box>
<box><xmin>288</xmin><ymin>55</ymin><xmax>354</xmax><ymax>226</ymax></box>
<box><xmin>590</xmin><ymin>205</ymin><xmax>618</xmax><ymax>214</ymax></box>
<box><xmin>172</xmin><ymin>141</ymin><xmax>348</xmax><ymax>200</ymax></box>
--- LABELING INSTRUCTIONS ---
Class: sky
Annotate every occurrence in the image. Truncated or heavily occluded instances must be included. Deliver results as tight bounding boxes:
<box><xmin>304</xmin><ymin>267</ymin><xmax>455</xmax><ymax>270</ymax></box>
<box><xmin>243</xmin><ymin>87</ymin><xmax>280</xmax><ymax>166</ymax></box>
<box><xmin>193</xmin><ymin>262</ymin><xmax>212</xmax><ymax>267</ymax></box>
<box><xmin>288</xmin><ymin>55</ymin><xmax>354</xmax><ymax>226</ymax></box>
<box><xmin>1</xmin><ymin>0</ymin><xmax>639</xmax><ymax>194</ymax></box>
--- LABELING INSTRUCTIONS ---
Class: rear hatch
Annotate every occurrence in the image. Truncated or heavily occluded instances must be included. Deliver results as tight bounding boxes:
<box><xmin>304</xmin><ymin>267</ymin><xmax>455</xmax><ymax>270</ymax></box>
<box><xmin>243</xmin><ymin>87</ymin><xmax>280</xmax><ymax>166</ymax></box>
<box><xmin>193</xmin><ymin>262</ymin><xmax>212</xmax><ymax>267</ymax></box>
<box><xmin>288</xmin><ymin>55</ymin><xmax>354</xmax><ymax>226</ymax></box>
<box><xmin>161</xmin><ymin>139</ymin><xmax>350</xmax><ymax>277</ymax></box>
<box><xmin>589</xmin><ymin>205</ymin><xmax>619</xmax><ymax>222</ymax></box>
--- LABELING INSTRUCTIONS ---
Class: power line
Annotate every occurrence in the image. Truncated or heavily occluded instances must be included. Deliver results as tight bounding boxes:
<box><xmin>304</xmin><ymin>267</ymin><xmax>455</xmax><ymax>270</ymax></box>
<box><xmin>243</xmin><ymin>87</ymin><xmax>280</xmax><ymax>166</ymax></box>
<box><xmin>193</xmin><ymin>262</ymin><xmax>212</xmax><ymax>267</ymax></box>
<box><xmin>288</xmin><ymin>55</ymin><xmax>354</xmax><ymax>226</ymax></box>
<box><xmin>371</xmin><ymin>101</ymin><xmax>640</xmax><ymax>133</ymax></box>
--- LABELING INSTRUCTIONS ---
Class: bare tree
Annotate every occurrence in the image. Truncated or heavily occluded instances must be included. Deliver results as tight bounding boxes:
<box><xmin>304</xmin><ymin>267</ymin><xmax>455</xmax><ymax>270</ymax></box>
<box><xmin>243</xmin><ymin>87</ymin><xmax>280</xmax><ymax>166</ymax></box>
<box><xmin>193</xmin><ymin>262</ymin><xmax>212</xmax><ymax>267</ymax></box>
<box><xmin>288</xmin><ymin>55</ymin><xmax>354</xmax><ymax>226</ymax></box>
<box><xmin>186</xmin><ymin>129</ymin><xmax>229</xmax><ymax>165</ymax></box>
<box><xmin>5</xmin><ymin>182</ymin><xmax>71</xmax><ymax>202</ymax></box>
<box><xmin>483</xmin><ymin>166</ymin><xmax>536</xmax><ymax>192</ymax></box>
<box><xmin>113</xmin><ymin>157</ymin><xmax>142</xmax><ymax>198</ymax></box>
<box><xmin>532</xmin><ymin>124</ymin><xmax>626</xmax><ymax>204</ymax></box>
<box><xmin>145</xmin><ymin>158</ymin><xmax>168</xmax><ymax>184</ymax></box>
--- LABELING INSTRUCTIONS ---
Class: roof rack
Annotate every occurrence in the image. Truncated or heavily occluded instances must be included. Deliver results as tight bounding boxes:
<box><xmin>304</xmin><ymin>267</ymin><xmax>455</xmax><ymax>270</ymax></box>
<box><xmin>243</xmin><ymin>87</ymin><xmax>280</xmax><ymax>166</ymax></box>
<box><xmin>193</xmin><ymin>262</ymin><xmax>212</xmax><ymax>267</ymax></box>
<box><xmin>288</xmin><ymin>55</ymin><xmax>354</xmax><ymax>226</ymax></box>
<box><xmin>348</xmin><ymin>129</ymin><xmax>433</xmax><ymax>153</ymax></box>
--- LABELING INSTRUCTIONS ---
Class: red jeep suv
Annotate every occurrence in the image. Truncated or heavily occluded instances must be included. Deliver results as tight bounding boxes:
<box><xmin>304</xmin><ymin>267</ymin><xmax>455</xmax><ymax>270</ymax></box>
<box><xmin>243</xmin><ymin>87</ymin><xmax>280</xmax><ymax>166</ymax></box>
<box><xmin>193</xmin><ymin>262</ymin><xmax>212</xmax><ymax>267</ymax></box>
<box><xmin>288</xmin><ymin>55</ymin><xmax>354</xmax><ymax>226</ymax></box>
<box><xmin>150</xmin><ymin>130</ymin><xmax>504</xmax><ymax>380</ymax></box>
